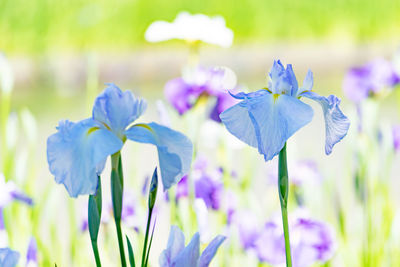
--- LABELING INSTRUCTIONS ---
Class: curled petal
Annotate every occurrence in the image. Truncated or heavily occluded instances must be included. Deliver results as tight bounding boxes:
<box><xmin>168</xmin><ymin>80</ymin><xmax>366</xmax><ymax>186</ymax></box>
<box><xmin>172</xmin><ymin>232</ymin><xmax>200</xmax><ymax>267</ymax></box>
<box><xmin>198</xmin><ymin>235</ymin><xmax>226</xmax><ymax>267</ymax></box>
<box><xmin>92</xmin><ymin>84</ymin><xmax>147</xmax><ymax>138</ymax></box>
<box><xmin>159</xmin><ymin>226</ymin><xmax>186</xmax><ymax>267</ymax></box>
<box><xmin>47</xmin><ymin>119</ymin><xmax>123</xmax><ymax>197</ymax></box>
<box><xmin>220</xmin><ymin>93</ymin><xmax>313</xmax><ymax>161</ymax></box>
<box><xmin>301</xmin><ymin>91</ymin><xmax>350</xmax><ymax>154</ymax></box>
<box><xmin>125</xmin><ymin>122</ymin><xmax>193</xmax><ymax>190</ymax></box>
<box><xmin>0</xmin><ymin>248</ymin><xmax>19</xmax><ymax>267</ymax></box>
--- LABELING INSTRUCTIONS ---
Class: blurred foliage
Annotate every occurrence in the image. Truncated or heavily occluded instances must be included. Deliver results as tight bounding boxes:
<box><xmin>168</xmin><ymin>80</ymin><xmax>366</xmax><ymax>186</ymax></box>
<box><xmin>0</xmin><ymin>0</ymin><xmax>399</xmax><ymax>54</ymax></box>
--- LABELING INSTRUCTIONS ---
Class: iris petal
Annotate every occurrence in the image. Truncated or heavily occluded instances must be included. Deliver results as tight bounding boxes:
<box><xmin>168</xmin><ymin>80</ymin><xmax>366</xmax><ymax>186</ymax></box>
<box><xmin>92</xmin><ymin>84</ymin><xmax>147</xmax><ymax>138</ymax></box>
<box><xmin>301</xmin><ymin>91</ymin><xmax>350</xmax><ymax>154</ymax></box>
<box><xmin>159</xmin><ymin>226</ymin><xmax>186</xmax><ymax>267</ymax></box>
<box><xmin>125</xmin><ymin>122</ymin><xmax>193</xmax><ymax>190</ymax></box>
<box><xmin>298</xmin><ymin>70</ymin><xmax>313</xmax><ymax>95</ymax></box>
<box><xmin>220</xmin><ymin>93</ymin><xmax>313</xmax><ymax>161</ymax></box>
<box><xmin>47</xmin><ymin>119</ymin><xmax>123</xmax><ymax>197</ymax></box>
<box><xmin>0</xmin><ymin>248</ymin><xmax>19</xmax><ymax>267</ymax></box>
<box><xmin>286</xmin><ymin>64</ymin><xmax>299</xmax><ymax>96</ymax></box>
<box><xmin>172</xmin><ymin>232</ymin><xmax>200</xmax><ymax>267</ymax></box>
<box><xmin>197</xmin><ymin>235</ymin><xmax>226</xmax><ymax>267</ymax></box>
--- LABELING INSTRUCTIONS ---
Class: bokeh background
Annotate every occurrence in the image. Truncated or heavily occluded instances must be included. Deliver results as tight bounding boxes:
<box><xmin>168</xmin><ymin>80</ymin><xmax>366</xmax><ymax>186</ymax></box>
<box><xmin>1</xmin><ymin>0</ymin><xmax>400</xmax><ymax>266</ymax></box>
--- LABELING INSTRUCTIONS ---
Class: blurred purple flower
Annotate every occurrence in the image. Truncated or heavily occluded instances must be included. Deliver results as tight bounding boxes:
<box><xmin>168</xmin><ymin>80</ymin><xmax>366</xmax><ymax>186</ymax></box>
<box><xmin>268</xmin><ymin>160</ymin><xmax>321</xmax><ymax>187</ymax></box>
<box><xmin>176</xmin><ymin>175</ymin><xmax>189</xmax><ymax>200</ymax></box>
<box><xmin>234</xmin><ymin>211</ymin><xmax>260</xmax><ymax>250</ymax></box>
<box><xmin>26</xmin><ymin>238</ymin><xmax>38</xmax><ymax>267</ymax></box>
<box><xmin>175</xmin><ymin>156</ymin><xmax>224</xmax><ymax>210</ymax></box>
<box><xmin>0</xmin><ymin>174</ymin><xmax>33</xmax><ymax>208</ymax></box>
<box><xmin>343</xmin><ymin>58</ymin><xmax>400</xmax><ymax>103</ymax></box>
<box><xmin>165</xmin><ymin>66</ymin><xmax>237</xmax><ymax>122</ymax></box>
<box><xmin>254</xmin><ymin>214</ymin><xmax>336</xmax><ymax>267</ymax></box>
<box><xmin>392</xmin><ymin>125</ymin><xmax>400</xmax><ymax>152</ymax></box>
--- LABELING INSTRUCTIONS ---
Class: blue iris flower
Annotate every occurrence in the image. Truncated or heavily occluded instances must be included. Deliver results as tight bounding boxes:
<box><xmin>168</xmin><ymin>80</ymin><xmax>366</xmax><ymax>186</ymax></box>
<box><xmin>220</xmin><ymin>60</ymin><xmax>350</xmax><ymax>161</ymax></box>
<box><xmin>159</xmin><ymin>225</ymin><xmax>226</xmax><ymax>267</ymax></box>
<box><xmin>0</xmin><ymin>248</ymin><xmax>19</xmax><ymax>267</ymax></box>
<box><xmin>47</xmin><ymin>84</ymin><xmax>193</xmax><ymax>197</ymax></box>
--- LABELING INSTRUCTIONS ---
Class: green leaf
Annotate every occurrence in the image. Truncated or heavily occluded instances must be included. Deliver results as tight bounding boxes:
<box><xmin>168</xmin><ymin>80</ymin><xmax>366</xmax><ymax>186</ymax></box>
<box><xmin>144</xmin><ymin>218</ymin><xmax>156</xmax><ymax>267</ymax></box>
<box><xmin>148</xmin><ymin>167</ymin><xmax>158</xmax><ymax>210</ymax></box>
<box><xmin>88</xmin><ymin>176</ymin><xmax>102</xmax><ymax>242</ymax></box>
<box><xmin>126</xmin><ymin>235</ymin><xmax>136</xmax><ymax>267</ymax></box>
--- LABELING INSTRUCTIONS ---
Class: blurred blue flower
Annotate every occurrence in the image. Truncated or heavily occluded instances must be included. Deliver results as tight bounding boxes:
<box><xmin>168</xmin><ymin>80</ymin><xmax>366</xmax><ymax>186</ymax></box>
<box><xmin>165</xmin><ymin>66</ymin><xmax>238</xmax><ymax>122</ymax></box>
<box><xmin>220</xmin><ymin>60</ymin><xmax>350</xmax><ymax>161</ymax></box>
<box><xmin>0</xmin><ymin>247</ymin><xmax>19</xmax><ymax>267</ymax></box>
<box><xmin>343</xmin><ymin>58</ymin><xmax>400</xmax><ymax>103</ymax></box>
<box><xmin>26</xmin><ymin>237</ymin><xmax>38</xmax><ymax>267</ymax></box>
<box><xmin>159</xmin><ymin>225</ymin><xmax>226</xmax><ymax>267</ymax></box>
<box><xmin>47</xmin><ymin>84</ymin><xmax>193</xmax><ymax>197</ymax></box>
<box><xmin>254</xmin><ymin>213</ymin><xmax>336</xmax><ymax>267</ymax></box>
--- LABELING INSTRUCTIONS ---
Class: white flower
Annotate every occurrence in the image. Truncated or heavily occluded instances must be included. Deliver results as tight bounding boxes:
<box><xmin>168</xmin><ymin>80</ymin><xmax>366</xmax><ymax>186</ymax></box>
<box><xmin>0</xmin><ymin>52</ymin><xmax>14</xmax><ymax>94</ymax></box>
<box><xmin>145</xmin><ymin>12</ymin><xmax>234</xmax><ymax>47</ymax></box>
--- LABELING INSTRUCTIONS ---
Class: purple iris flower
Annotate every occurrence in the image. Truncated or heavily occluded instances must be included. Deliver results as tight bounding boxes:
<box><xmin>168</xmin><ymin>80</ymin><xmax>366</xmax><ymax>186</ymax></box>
<box><xmin>254</xmin><ymin>213</ymin><xmax>336</xmax><ymax>267</ymax></box>
<box><xmin>392</xmin><ymin>125</ymin><xmax>400</xmax><ymax>152</ymax></box>
<box><xmin>343</xmin><ymin>58</ymin><xmax>400</xmax><ymax>103</ymax></box>
<box><xmin>26</xmin><ymin>238</ymin><xmax>38</xmax><ymax>267</ymax></box>
<box><xmin>175</xmin><ymin>156</ymin><xmax>224</xmax><ymax>210</ymax></box>
<box><xmin>165</xmin><ymin>66</ymin><xmax>237</xmax><ymax>122</ymax></box>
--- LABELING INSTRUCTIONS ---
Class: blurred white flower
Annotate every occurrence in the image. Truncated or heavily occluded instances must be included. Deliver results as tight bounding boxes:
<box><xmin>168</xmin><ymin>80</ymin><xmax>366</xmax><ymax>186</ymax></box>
<box><xmin>0</xmin><ymin>52</ymin><xmax>14</xmax><ymax>94</ymax></box>
<box><xmin>145</xmin><ymin>12</ymin><xmax>234</xmax><ymax>47</ymax></box>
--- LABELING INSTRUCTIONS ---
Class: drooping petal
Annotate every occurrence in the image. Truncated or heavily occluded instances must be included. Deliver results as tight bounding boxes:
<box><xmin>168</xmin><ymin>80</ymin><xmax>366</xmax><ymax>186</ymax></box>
<box><xmin>159</xmin><ymin>226</ymin><xmax>186</xmax><ymax>267</ymax></box>
<box><xmin>220</xmin><ymin>93</ymin><xmax>313</xmax><ymax>161</ymax></box>
<box><xmin>92</xmin><ymin>84</ymin><xmax>147</xmax><ymax>138</ymax></box>
<box><xmin>172</xmin><ymin>232</ymin><xmax>200</xmax><ymax>267</ymax></box>
<box><xmin>0</xmin><ymin>248</ymin><xmax>19</xmax><ymax>267</ymax></box>
<box><xmin>125</xmin><ymin>122</ymin><xmax>193</xmax><ymax>190</ymax></box>
<box><xmin>47</xmin><ymin>119</ymin><xmax>123</xmax><ymax>197</ymax></box>
<box><xmin>301</xmin><ymin>91</ymin><xmax>350</xmax><ymax>154</ymax></box>
<box><xmin>197</xmin><ymin>235</ymin><xmax>226</xmax><ymax>267</ymax></box>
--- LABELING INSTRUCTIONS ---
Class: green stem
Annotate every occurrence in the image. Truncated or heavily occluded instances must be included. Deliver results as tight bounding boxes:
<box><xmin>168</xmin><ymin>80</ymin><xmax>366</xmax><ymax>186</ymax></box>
<box><xmin>111</xmin><ymin>152</ymin><xmax>127</xmax><ymax>267</ymax></box>
<box><xmin>91</xmin><ymin>240</ymin><xmax>101</xmax><ymax>267</ymax></box>
<box><xmin>88</xmin><ymin>176</ymin><xmax>102</xmax><ymax>267</ymax></box>
<box><xmin>278</xmin><ymin>143</ymin><xmax>292</xmax><ymax>267</ymax></box>
<box><xmin>141</xmin><ymin>208</ymin><xmax>153</xmax><ymax>267</ymax></box>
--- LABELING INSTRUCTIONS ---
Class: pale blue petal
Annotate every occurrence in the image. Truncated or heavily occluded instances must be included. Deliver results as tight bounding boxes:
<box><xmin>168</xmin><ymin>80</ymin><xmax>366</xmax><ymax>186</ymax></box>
<box><xmin>0</xmin><ymin>248</ymin><xmax>19</xmax><ymax>267</ymax></box>
<box><xmin>286</xmin><ymin>64</ymin><xmax>298</xmax><ymax>96</ymax></box>
<box><xmin>159</xmin><ymin>226</ymin><xmax>186</xmax><ymax>267</ymax></box>
<box><xmin>172</xmin><ymin>233</ymin><xmax>200</xmax><ymax>267</ymax></box>
<box><xmin>92</xmin><ymin>84</ymin><xmax>147</xmax><ymax>138</ymax></box>
<box><xmin>228</xmin><ymin>89</ymin><xmax>268</xmax><ymax>100</ymax></box>
<box><xmin>221</xmin><ymin>93</ymin><xmax>313</xmax><ymax>161</ymax></box>
<box><xmin>47</xmin><ymin>119</ymin><xmax>123</xmax><ymax>197</ymax></box>
<box><xmin>298</xmin><ymin>70</ymin><xmax>314</xmax><ymax>95</ymax></box>
<box><xmin>301</xmin><ymin>91</ymin><xmax>350</xmax><ymax>154</ymax></box>
<box><xmin>198</xmin><ymin>235</ymin><xmax>226</xmax><ymax>267</ymax></box>
<box><xmin>125</xmin><ymin>122</ymin><xmax>193</xmax><ymax>190</ymax></box>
